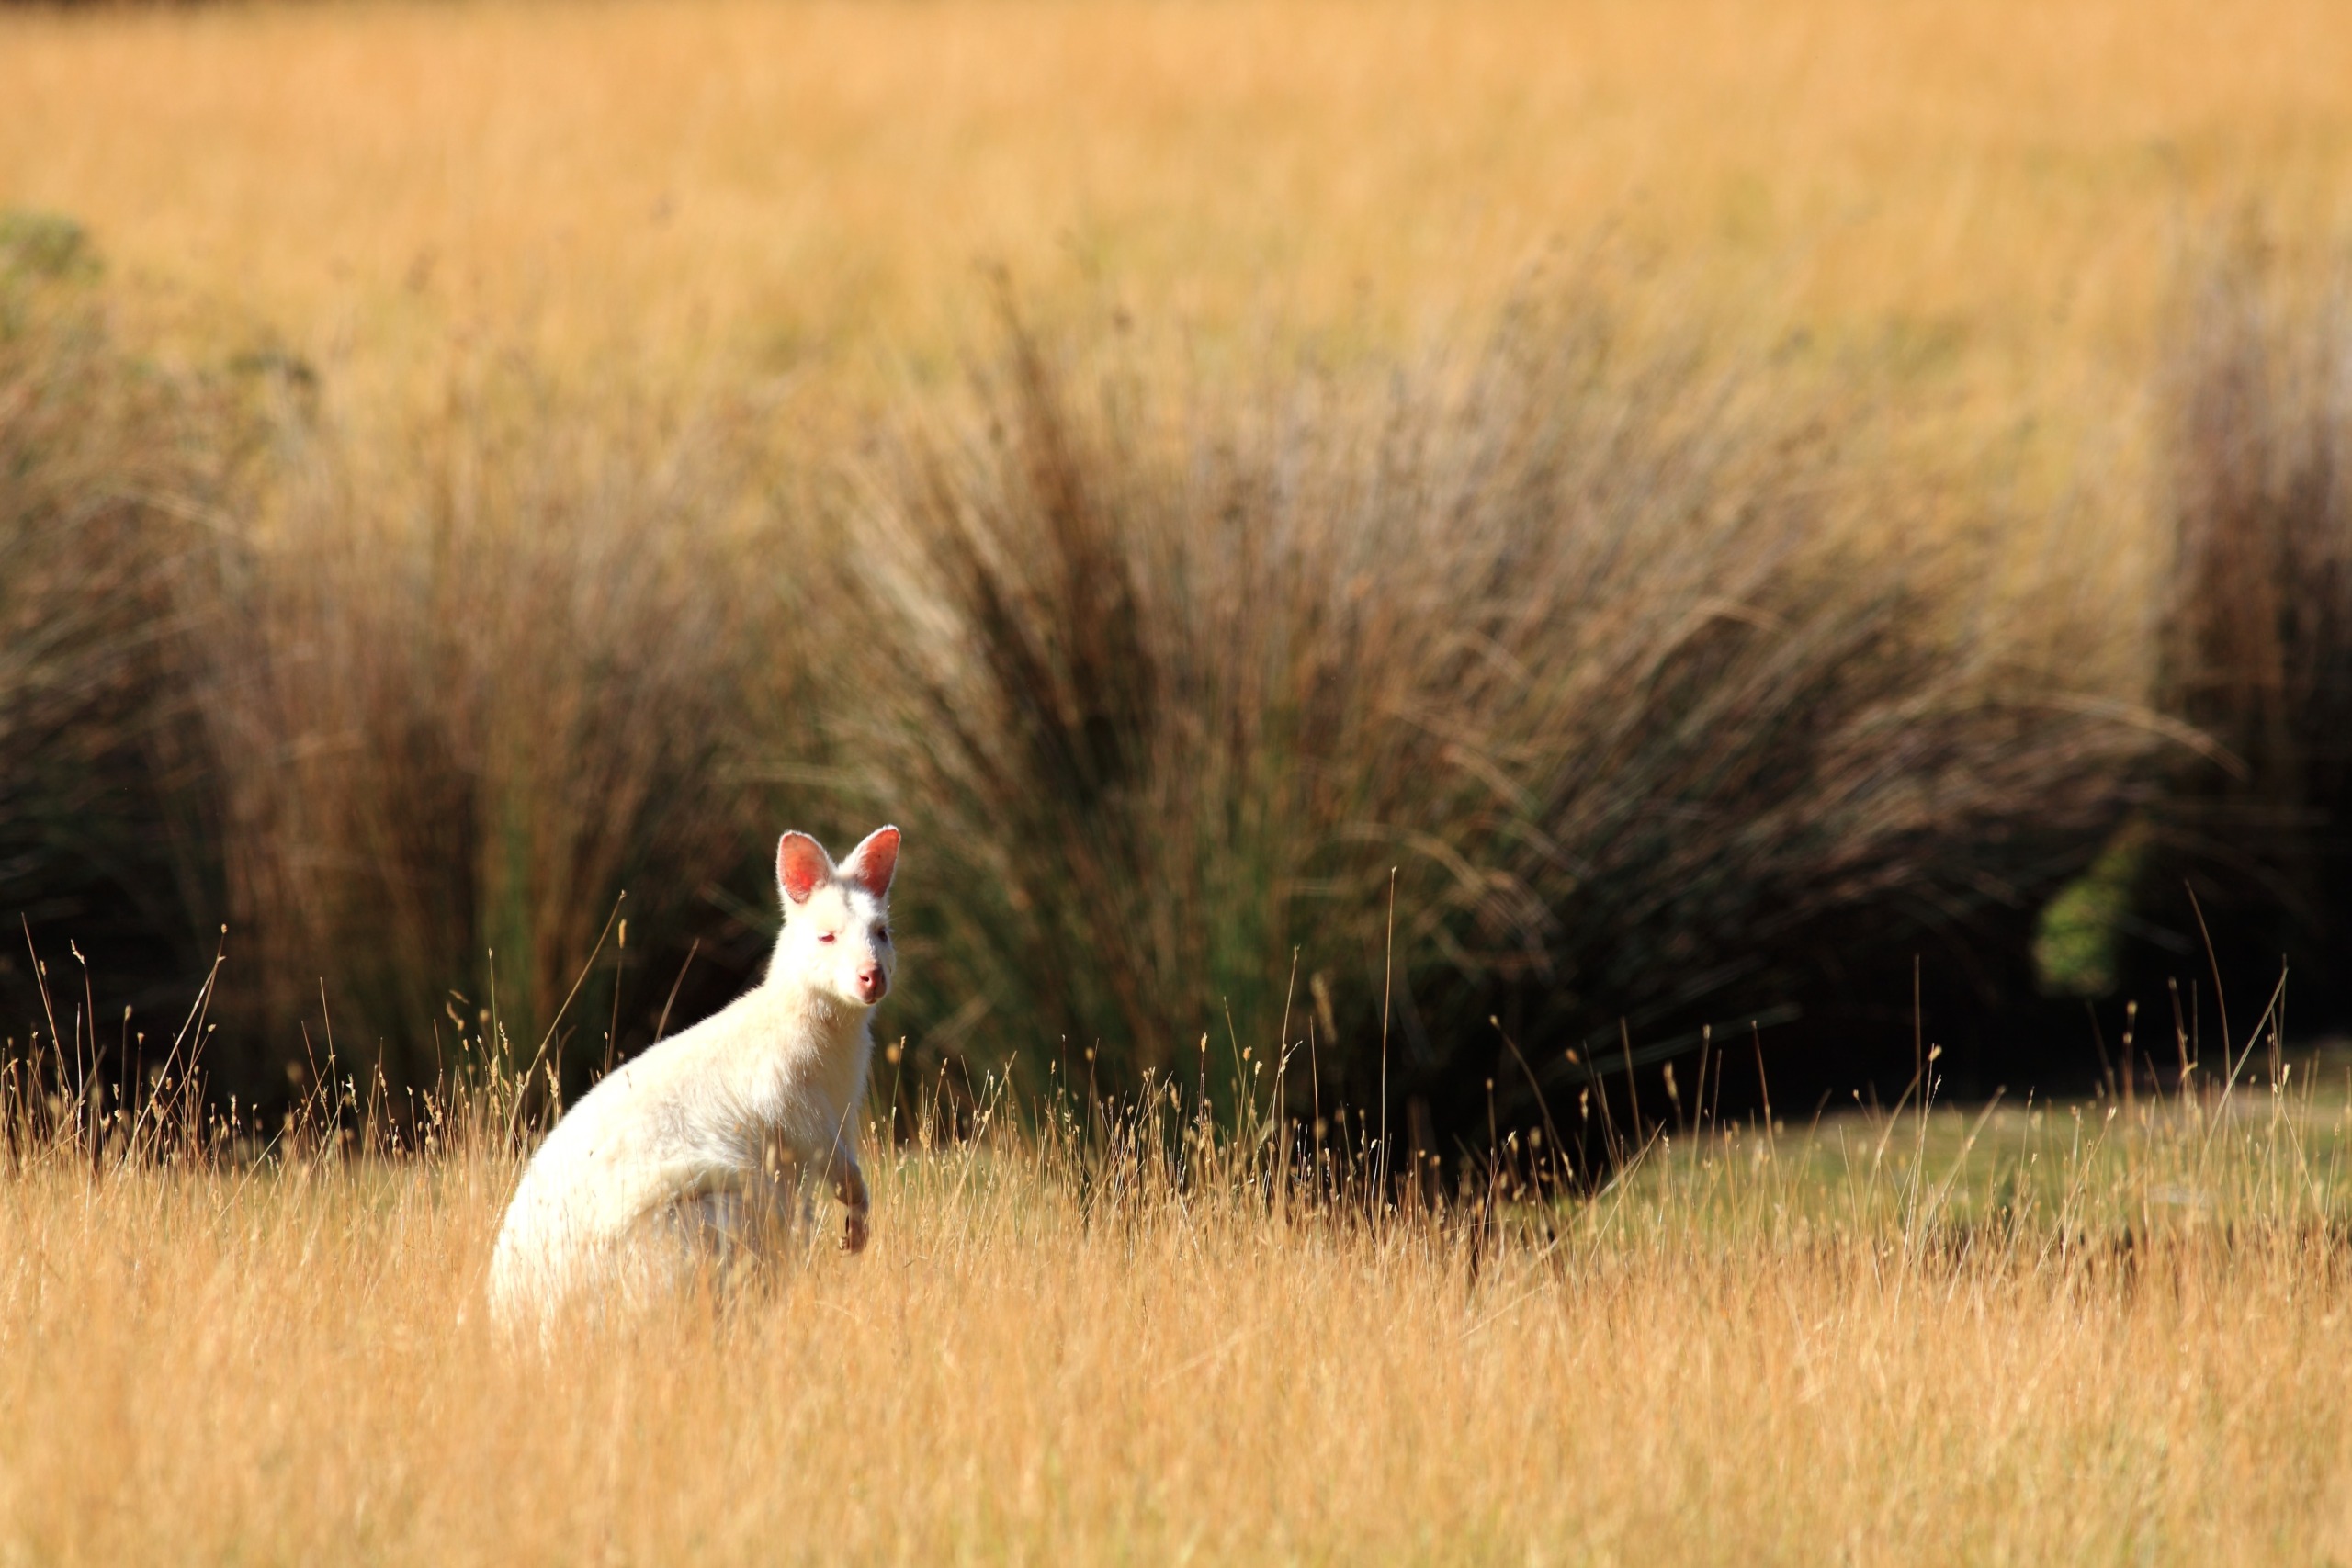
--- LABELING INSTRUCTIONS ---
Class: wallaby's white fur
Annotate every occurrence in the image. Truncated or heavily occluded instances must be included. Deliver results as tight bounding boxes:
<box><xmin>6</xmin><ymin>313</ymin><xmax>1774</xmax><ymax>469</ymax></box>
<box><xmin>487</xmin><ymin>826</ymin><xmax>899</xmax><ymax>1328</ymax></box>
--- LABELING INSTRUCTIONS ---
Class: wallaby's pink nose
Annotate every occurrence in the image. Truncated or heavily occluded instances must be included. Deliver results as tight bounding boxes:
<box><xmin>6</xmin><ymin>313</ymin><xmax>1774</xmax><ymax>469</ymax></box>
<box><xmin>854</xmin><ymin>964</ymin><xmax>887</xmax><ymax>1003</ymax></box>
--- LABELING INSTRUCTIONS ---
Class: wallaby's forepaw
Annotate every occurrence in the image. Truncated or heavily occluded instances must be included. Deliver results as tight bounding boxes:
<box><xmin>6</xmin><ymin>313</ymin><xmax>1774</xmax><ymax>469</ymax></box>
<box><xmin>842</xmin><ymin>1207</ymin><xmax>870</xmax><ymax>1254</ymax></box>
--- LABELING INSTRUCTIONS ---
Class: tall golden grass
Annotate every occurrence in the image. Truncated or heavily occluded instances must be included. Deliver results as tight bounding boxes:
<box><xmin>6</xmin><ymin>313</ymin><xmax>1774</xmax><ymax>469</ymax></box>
<box><xmin>6</xmin><ymin>1049</ymin><xmax>2352</xmax><ymax>1562</ymax></box>
<box><xmin>8</xmin><ymin>3</ymin><xmax>2352</xmax><ymax>1551</ymax></box>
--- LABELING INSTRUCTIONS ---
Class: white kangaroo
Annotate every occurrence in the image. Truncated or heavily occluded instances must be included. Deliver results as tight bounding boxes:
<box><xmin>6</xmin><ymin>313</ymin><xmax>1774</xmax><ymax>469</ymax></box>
<box><xmin>487</xmin><ymin>827</ymin><xmax>899</xmax><ymax>1327</ymax></box>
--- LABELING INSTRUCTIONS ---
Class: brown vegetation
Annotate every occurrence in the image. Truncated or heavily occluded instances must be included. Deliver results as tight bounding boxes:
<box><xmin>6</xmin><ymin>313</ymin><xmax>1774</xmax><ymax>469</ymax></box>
<box><xmin>7</xmin><ymin>1</ymin><xmax>2352</xmax><ymax>1557</ymax></box>
<box><xmin>18</xmin><ymin>0</ymin><xmax>2346</xmax><ymax>1108</ymax></box>
<box><xmin>0</xmin><ymin>222</ymin><xmax>227</xmax><ymax>1017</ymax></box>
<box><xmin>197</xmin><ymin>369</ymin><xmax>798</xmax><ymax>1086</ymax></box>
<box><xmin>0</xmin><ymin>246</ymin><xmax>2161</xmax><ymax>1122</ymax></box>
<box><xmin>2155</xmin><ymin>250</ymin><xmax>2352</xmax><ymax>980</ymax></box>
<box><xmin>3</xmin><ymin>1060</ymin><xmax>2351</xmax><ymax>1563</ymax></box>
<box><xmin>842</xmin><ymin>319</ymin><xmax>2145</xmax><ymax>1117</ymax></box>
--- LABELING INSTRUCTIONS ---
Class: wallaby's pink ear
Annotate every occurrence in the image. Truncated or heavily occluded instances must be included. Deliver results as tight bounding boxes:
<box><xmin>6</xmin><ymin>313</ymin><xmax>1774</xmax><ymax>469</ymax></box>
<box><xmin>840</xmin><ymin>825</ymin><xmax>900</xmax><ymax>899</ymax></box>
<box><xmin>776</xmin><ymin>832</ymin><xmax>833</xmax><ymax>905</ymax></box>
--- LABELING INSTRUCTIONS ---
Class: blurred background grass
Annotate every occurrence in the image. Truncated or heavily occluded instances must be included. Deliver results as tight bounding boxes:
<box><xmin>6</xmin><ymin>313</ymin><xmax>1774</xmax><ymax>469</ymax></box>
<box><xmin>4</xmin><ymin>0</ymin><xmax>2351</xmax><ymax>1146</ymax></box>
<box><xmin>3</xmin><ymin>0</ymin><xmax>2345</xmax><ymax>411</ymax></box>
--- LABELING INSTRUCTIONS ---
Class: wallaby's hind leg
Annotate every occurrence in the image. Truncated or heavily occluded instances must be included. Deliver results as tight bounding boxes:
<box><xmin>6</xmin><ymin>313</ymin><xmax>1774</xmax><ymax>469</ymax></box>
<box><xmin>633</xmin><ymin>1178</ymin><xmax>808</xmax><ymax>1299</ymax></box>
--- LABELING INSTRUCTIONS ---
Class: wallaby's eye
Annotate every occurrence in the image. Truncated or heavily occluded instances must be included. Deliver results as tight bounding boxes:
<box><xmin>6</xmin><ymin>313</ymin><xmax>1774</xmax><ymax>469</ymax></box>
<box><xmin>874</xmin><ymin>926</ymin><xmax>891</xmax><ymax>944</ymax></box>
<box><xmin>817</xmin><ymin>931</ymin><xmax>838</xmax><ymax>944</ymax></box>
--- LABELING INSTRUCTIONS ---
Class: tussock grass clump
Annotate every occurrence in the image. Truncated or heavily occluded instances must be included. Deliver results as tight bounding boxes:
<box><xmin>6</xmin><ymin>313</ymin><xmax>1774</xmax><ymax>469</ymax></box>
<box><xmin>0</xmin><ymin>269</ymin><xmax>2162</xmax><ymax>1122</ymax></box>
<box><xmin>196</xmin><ymin>370</ymin><xmax>807</xmax><ymax>1092</ymax></box>
<box><xmin>842</xmin><ymin>321</ymin><xmax>2148</xmax><ymax>1123</ymax></box>
<box><xmin>0</xmin><ymin>243</ymin><xmax>230</xmax><ymax>1027</ymax></box>
<box><xmin>2154</xmin><ymin>250</ymin><xmax>2352</xmax><ymax>992</ymax></box>
<box><xmin>1</xmin><ymin>250</ymin><xmax>820</xmax><ymax>1099</ymax></box>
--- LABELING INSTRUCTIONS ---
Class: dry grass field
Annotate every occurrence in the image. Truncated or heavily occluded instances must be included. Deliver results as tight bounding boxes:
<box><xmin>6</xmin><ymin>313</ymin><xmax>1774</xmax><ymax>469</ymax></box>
<box><xmin>4</xmin><ymin>0</ymin><xmax>2349</xmax><ymax>409</ymax></box>
<box><xmin>10</xmin><ymin>0</ymin><xmax>2352</xmax><ymax>1559</ymax></box>
<box><xmin>7</xmin><ymin>1076</ymin><xmax>2352</xmax><ymax>1563</ymax></box>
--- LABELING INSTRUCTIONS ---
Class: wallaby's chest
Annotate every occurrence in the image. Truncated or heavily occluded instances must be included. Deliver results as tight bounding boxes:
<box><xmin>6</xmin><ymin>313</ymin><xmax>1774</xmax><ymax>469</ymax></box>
<box><xmin>725</xmin><ymin>1015</ymin><xmax>868</xmax><ymax>1140</ymax></box>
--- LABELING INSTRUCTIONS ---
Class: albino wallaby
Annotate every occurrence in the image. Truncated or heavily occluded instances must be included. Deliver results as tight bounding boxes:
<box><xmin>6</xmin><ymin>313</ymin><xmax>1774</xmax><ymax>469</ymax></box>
<box><xmin>487</xmin><ymin>827</ymin><xmax>899</xmax><ymax>1327</ymax></box>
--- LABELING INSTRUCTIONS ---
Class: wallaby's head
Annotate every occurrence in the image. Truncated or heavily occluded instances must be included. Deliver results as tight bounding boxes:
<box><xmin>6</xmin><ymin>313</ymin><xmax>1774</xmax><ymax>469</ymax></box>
<box><xmin>774</xmin><ymin>826</ymin><xmax>900</xmax><ymax>1007</ymax></box>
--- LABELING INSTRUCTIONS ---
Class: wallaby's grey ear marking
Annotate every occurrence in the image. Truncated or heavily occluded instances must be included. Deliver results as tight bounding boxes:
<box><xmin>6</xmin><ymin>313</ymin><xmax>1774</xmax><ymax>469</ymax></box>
<box><xmin>840</xmin><ymin>825</ymin><xmax>900</xmax><ymax>899</ymax></box>
<box><xmin>777</xmin><ymin>832</ymin><xmax>833</xmax><ymax>905</ymax></box>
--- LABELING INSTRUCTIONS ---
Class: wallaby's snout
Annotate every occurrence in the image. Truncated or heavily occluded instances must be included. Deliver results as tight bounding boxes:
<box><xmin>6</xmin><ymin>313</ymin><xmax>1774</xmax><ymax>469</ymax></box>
<box><xmin>854</xmin><ymin>962</ymin><xmax>888</xmax><ymax>1004</ymax></box>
